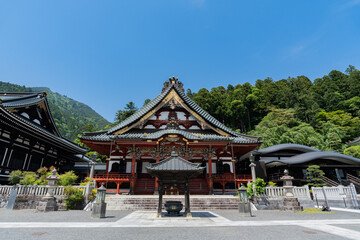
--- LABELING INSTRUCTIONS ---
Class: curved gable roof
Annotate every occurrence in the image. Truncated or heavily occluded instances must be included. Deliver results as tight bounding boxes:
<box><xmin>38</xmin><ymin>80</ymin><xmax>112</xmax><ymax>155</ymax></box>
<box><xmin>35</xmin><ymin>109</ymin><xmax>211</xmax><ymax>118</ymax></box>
<box><xmin>256</xmin><ymin>143</ymin><xmax>320</xmax><ymax>154</ymax></box>
<box><xmin>261</xmin><ymin>151</ymin><xmax>360</xmax><ymax>165</ymax></box>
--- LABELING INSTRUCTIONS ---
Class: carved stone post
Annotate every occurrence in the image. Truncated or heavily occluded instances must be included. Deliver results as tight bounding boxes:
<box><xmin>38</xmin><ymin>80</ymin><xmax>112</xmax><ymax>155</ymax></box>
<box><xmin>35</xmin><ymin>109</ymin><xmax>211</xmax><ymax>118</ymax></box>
<box><xmin>249</xmin><ymin>153</ymin><xmax>256</xmax><ymax>195</ymax></box>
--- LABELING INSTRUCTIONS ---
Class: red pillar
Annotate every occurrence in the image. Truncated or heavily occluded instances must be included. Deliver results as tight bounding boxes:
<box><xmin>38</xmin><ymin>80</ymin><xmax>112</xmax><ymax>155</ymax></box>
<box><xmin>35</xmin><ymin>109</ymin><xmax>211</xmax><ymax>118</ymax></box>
<box><xmin>208</xmin><ymin>154</ymin><xmax>213</xmax><ymax>195</ymax></box>
<box><xmin>116</xmin><ymin>182</ymin><xmax>120</xmax><ymax>195</ymax></box>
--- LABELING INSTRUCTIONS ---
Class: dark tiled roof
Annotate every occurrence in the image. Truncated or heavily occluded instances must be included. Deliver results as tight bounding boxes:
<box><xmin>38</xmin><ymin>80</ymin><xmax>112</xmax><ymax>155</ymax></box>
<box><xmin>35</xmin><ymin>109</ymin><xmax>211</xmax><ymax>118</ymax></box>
<box><xmin>0</xmin><ymin>92</ymin><xmax>61</xmax><ymax>136</ymax></box>
<box><xmin>0</xmin><ymin>93</ymin><xmax>46</xmax><ymax>108</ymax></box>
<box><xmin>255</xmin><ymin>143</ymin><xmax>321</xmax><ymax>154</ymax></box>
<box><xmin>261</xmin><ymin>151</ymin><xmax>360</xmax><ymax>165</ymax></box>
<box><xmin>0</xmin><ymin>105</ymin><xmax>86</xmax><ymax>154</ymax></box>
<box><xmin>81</xmin><ymin>129</ymin><xmax>259</xmax><ymax>143</ymax></box>
<box><xmin>146</xmin><ymin>152</ymin><xmax>204</xmax><ymax>171</ymax></box>
<box><xmin>85</xmin><ymin>78</ymin><xmax>260</xmax><ymax>144</ymax></box>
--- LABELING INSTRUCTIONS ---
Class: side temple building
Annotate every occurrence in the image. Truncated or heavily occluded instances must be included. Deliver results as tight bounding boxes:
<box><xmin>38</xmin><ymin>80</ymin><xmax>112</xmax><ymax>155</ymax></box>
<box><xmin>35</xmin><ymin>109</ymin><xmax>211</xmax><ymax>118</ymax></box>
<box><xmin>80</xmin><ymin>77</ymin><xmax>261</xmax><ymax>194</ymax></box>
<box><xmin>0</xmin><ymin>92</ymin><xmax>88</xmax><ymax>183</ymax></box>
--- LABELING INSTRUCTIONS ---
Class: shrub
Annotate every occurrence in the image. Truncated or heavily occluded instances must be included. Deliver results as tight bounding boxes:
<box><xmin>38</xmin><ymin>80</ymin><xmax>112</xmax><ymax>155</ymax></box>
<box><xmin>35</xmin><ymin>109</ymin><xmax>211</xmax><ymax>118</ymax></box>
<box><xmin>64</xmin><ymin>186</ymin><xmax>84</xmax><ymax>210</ymax></box>
<box><xmin>247</xmin><ymin>178</ymin><xmax>267</xmax><ymax>197</ymax></box>
<box><xmin>35</xmin><ymin>167</ymin><xmax>49</xmax><ymax>185</ymax></box>
<box><xmin>90</xmin><ymin>188</ymin><xmax>97</xmax><ymax>201</ymax></box>
<box><xmin>306</xmin><ymin>165</ymin><xmax>326</xmax><ymax>188</ymax></box>
<box><xmin>8</xmin><ymin>170</ymin><xmax>22</xmax><ymax>184</ymax></box>
<box><xmin>79</xmin><ymin>177</ymin><xmax>94</xmax><ymax>186</ymax></box>
<box><xmin>267</xmin><ymin>181</ymin><xmax>277</xmax><ymax>187</ymax></box>
<box><xmin>58</xmin><ymin>171</ymin><xmax>78</xmax><ymax>186</ymax></box>
<box><xmin>20</xmin><ymin>171</ymin><xmax>37</xmax><ymax>185</ymax></box>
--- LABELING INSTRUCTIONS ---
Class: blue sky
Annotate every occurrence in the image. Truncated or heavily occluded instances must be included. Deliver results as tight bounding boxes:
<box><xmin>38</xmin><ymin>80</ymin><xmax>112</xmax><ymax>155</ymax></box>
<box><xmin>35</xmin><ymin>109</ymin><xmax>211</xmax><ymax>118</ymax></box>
<box><xmin>0</xmin><ymin>0</ymin><xmax>360</xmax><ymax>122</ymax></box>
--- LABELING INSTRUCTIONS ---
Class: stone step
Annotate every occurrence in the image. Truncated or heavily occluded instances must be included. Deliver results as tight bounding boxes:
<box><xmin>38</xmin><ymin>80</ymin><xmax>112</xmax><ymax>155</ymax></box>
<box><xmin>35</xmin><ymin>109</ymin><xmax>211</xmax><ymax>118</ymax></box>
<box><xmin>105</xmin><ymin>195</ymin><xmax>239</xmax><ymax>210</ymax></box>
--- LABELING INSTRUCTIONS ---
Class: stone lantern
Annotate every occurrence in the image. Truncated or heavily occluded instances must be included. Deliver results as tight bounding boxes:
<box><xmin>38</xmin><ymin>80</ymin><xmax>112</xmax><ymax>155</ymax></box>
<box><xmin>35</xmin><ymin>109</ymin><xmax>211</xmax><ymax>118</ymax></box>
<box><xmin>280</xmin><ymin>169</ymin><xmax>303</xmax><ymax>212</ymax></box>
<box><xmin>238</xmin><ymin>185</ymin><xmax>252</xmax><ymax>217</ymax></box>
<box><xmin>92</xmin><ymin>184</ymin><xmax>107</xmax><ymax>218</ymax></box>
<box><xmin>281</xmin><ymin>169</ymin><xmax>294</xmax><ymax>197</ymax></box>
<box><xmin>37</xmin><ymin>169</ymin><xmax>60</xmax><ymax>212</ymax></box>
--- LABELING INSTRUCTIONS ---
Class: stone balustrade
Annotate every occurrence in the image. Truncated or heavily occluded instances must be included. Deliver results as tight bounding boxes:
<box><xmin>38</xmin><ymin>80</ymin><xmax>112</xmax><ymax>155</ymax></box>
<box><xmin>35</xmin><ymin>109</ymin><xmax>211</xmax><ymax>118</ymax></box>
<box><xmin>312</xmin><ymin>185</ymin><xmax>353</xmax><ymax>200</ymax></box>
<box><xmin>0</xmin><ymin>185</ymin><xmax>87</xmax><ymax>197</ymax></box>
<box><xmin>262</xmin><ymin>186</ymin><xmax>311</xmax><ymax>200</ymax></box>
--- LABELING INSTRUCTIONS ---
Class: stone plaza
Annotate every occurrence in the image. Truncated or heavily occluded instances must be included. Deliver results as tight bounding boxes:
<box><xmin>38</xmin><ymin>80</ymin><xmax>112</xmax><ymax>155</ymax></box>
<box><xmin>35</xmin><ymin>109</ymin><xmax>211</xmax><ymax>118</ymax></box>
<box><xmin>1</xmin><ymin>208</ymin><xmax>360</xmax><ymax>240</ymax></box>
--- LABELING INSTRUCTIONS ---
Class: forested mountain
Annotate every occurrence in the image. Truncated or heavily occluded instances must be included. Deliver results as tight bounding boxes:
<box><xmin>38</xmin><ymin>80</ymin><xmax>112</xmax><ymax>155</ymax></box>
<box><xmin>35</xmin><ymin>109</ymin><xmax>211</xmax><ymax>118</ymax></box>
<box><xmin>186</xmin><ymin>65</ymin><xmax>360</xmax><ymax>156</ymax></box>
<box><xmin>0</xmin><ymin>82</ymin><xmax>109</xmax><ymax>140</ymax></box>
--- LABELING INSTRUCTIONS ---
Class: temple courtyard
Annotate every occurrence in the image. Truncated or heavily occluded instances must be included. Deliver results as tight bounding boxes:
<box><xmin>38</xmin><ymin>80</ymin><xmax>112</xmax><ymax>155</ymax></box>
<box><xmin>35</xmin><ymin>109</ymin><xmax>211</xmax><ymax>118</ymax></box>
<box><xmin>1</xmin><ymin>209</ymin><xmax>360</xmax><ymax>240</ymax></box>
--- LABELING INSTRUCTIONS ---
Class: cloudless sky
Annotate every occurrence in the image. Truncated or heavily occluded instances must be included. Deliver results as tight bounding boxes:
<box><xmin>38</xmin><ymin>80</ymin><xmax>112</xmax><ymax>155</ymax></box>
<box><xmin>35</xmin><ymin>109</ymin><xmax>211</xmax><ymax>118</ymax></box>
<box><xmin>0</xmin><ymin>0</ymin><xmax>360</xmax><ymax>122</ymax></box>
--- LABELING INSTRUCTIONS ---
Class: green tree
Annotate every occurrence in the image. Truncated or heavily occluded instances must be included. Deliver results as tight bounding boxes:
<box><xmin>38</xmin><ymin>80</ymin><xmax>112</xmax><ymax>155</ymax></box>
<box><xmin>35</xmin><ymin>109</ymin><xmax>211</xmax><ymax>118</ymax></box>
<box><xmin>344</xmin><ymin>146</ymin><xmax>360</xmax><ymax>158</ymax></box>
<box><xmin>114</xmin><ymin>101</ymin><xmax>138</xmax><ymax>123</ymax></box>
<box><xmin>306</xmin><ymin>165</ymin><xmax>326</xmax><ymax>188</ymax></box>
<box><xmin>317</xmin><ymin>110</ymin><xmax>360</xmax><ymax>142</ymax></box>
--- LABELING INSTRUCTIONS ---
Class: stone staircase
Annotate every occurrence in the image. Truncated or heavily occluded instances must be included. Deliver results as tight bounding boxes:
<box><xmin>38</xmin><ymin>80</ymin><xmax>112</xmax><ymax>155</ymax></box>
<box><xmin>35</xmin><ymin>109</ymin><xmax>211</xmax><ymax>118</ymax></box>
<box><xmin>105</xmin><ymin>195</ymin><xmax>239</xmax><ymax>210</ymax></box>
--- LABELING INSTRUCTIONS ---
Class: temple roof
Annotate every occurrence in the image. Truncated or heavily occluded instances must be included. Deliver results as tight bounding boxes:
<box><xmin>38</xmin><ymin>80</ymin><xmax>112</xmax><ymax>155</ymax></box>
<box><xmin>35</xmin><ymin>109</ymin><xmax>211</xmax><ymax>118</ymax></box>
<box><xmin>81</xmin><ymin>77</ymin><xmax>261</xmax><ymax>144</ymax></box>
<box><xmin>0</xmin><ymin>93</ymin><xmax>87</xmax><ymax>155</ymax></box>
<box><xmin>261</xmin><ymin>151</ymin><xmax>360</xmax><ymax>166</ymax></box>
<box><xmin>81</xmin><ymin>128</ymin><xmax>258</xmax><ymax>143</ymax></box>
<box><xmin>0</xmin><ymin>92</ymin><xmax>46</xmax><ymax>108</ymax></box>
<box><xmin>146</xmin><ymin>151</ymin><xmax>205</xmax><ymax>171</ymax></box>
<box><xmin>0</xmin><ymin>92</ymin><xmax>60</xmax><ymax>136</ymax></box>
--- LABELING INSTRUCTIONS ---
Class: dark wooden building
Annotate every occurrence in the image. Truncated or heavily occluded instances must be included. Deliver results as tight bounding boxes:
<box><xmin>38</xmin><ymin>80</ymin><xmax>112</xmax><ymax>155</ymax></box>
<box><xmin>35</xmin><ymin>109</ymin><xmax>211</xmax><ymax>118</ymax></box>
<box><xmin>240</xmin><ymin>143</ymin><xmax>360</xmax><ymax>186</ymax></box>
<box><xmin>80</xmin><ymin>77</ymin><xmax>261</xmax><ymax>194</ymax></box>
<box><xmin>0</xmin><ymin>92</ymin><xmax>88</xmax><ymax>183</ymax></box>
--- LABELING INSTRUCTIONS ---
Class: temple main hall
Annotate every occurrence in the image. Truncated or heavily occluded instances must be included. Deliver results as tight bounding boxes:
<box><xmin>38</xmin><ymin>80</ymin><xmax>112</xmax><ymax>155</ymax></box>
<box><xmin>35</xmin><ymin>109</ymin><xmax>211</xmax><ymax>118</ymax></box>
<box><xmin>80</xmin><ymin>77</ymin><xmax>261</xmax><ymax>194</ymax></box>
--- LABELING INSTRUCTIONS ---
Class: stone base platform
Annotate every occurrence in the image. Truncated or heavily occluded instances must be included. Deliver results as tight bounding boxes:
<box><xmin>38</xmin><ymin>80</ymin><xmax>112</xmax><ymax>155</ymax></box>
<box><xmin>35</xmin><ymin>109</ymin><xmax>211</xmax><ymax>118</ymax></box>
<box><xmin>106</xmin><ymin>195</ymin><xmax>239</xmax><ymax>210</ymax></box>
<box><xmin>282</xmin><ymin>197</ymin><xmax>303</xmax><ymax>212</ymax></box>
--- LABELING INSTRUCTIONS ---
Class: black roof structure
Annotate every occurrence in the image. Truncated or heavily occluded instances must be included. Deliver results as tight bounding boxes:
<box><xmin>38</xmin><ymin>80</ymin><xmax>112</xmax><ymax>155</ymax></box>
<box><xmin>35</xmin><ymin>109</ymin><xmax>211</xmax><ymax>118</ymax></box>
<box><xmin>0</xmin><ymin>92</ymin><xmax>87</xmax><ymax>155</ymax></box>
<box><xmin>81</xmin><ymin>77</ymin><xmax>261</xmax><ymax>144</ymax></box>
<box><xmin>146</xmin><ymin>151</ymin><xmax>205</xmax><ymax>182</ymax></box>
<box><xmin>0</xmin><ymin>92</ymin><xmax>61</xmax><ymax>136</ymax></box>
<box><xmin>262</xmin><ymin>151</ymin><xmax>360</xmax><ymax>166</ymax></box>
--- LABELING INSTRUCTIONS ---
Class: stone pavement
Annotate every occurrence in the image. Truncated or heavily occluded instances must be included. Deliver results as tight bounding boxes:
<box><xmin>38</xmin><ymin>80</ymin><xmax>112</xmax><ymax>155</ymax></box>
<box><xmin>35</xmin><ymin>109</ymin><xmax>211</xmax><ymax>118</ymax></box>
<box><xmin>1</xmin><ymin>209</ymin><xmax>360</xmax><ymax>240</ymax></box>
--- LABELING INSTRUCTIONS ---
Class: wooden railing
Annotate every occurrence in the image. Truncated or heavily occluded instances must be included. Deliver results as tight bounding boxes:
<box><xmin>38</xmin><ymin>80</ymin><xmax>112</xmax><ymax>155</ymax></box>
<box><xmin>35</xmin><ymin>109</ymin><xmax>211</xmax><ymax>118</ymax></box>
<box><xmin>211</xmin><ymin>173</ymin><xmax>252</xmax><ymax>182</ymax></box>
<box><xmin>347</xmin><ymin>174</ymin><xmax>360</xmax><ymax>186</ymax></box>
<box><xmin>93</xmin><ymin>174</ymin><xmax>133</xmax><ymax>181</ymax></box>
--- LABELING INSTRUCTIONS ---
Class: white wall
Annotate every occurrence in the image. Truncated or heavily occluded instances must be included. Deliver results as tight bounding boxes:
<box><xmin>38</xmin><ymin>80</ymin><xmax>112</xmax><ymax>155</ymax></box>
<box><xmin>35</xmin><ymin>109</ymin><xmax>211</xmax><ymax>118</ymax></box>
<box><xmin>206</xmin><ymin>163</ymin><xmax>217</xmax><ymax>174</ymax></box>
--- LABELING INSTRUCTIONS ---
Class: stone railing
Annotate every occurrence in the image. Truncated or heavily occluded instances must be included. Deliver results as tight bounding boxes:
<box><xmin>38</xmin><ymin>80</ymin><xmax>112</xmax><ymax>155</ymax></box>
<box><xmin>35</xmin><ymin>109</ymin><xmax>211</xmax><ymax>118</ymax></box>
<box><xmin>260</xmin><ymin>186</ymin><xmax>311</xmax><ymax>200</ymax></box>
<box><xmin>311</xmin><ymin>185</ymin><xmax>352</xmax><ymax>200</ymax></box>
<box><xmin>0</xmin><ymin>185</ymin><xmax>87</xmax><ymax>197</ymax></box>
